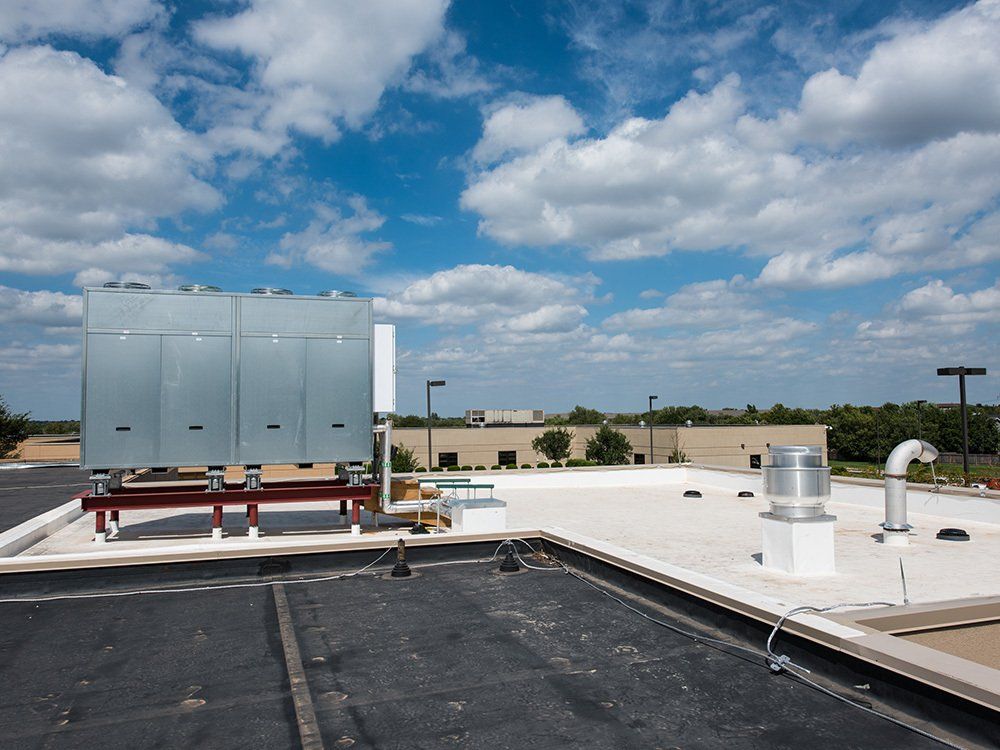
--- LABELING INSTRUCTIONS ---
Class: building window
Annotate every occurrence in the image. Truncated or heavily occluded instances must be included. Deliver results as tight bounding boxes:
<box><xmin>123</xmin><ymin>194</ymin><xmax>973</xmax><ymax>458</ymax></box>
<box><xmin>438</xmin><ymin>452</ymin><xmax>458</xmax><ymax>468</ymax></box>
<box><xmin>634</xmin><ymin>453</ymin><xmax>645</xmax><ymax>465</ymax></box>
<box><xmin>750</xmin><ymin>454</ymin><xmax>761</xmax><ymax>469</ymax></box>
<box><xmin>498</xmin><ymin>450</ymin><xmax>516</xmax><ymax>466</ymax></box>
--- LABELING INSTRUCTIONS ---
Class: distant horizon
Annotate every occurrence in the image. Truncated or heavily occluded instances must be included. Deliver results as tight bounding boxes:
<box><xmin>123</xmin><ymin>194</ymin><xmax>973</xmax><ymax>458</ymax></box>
<box><xmin>22</xmin><ymin>398</ymin><xmax>998</xmax><ymax>424</ymax></box>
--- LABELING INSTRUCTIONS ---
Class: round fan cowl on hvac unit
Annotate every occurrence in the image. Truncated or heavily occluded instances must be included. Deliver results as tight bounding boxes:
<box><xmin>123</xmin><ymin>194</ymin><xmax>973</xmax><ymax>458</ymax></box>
<box><xmin>103</xmin><ymin>281</ymin><xmax>151</xmax><ymax>289</ymax></box>
<box><xmin>250</xmin><ymin>287</ymin><xmax>294</xmax><ymax>295</ymax></box>
<box><xmin>178</xmin><ymin>284</ymin><xmax>223</xmax><ymax>292</ymax></box>
<box><xmin>318</xmin><ymin>290</ymin><xmax>357</xmax><ymax>297</ymax></box>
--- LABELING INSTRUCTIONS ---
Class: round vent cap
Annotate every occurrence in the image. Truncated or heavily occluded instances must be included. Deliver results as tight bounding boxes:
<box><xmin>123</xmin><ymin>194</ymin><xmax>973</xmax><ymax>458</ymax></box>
<box><xmin>251</xmin><ymin>287</ymin><xmax>293</xmax><ymax>295</ymax></box>
<box><xmin>103</xmin><ymin>281</ymin><xmax>151</xmax><ymax>289</ymax></box>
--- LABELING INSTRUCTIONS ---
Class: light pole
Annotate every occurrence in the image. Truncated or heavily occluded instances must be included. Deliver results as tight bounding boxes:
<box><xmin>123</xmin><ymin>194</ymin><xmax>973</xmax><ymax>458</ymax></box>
<box><xmin>937</xmin><ymin>367</ymin><xmax>987</xmax><ymax>483</ymax></box>
<box><xmin>426</xmin><ymin>379</ymin><xmax>446</xmax><ymax>469</ymax></box>
<box><xmin>648</xmin><ymin>395</ymin><xmax>658</xmax><ymax>465</ymax></box>
<box><xmin>915</xmin><ymin>399</ymin><xmax>927</xmax><ymax>440</ymax></box>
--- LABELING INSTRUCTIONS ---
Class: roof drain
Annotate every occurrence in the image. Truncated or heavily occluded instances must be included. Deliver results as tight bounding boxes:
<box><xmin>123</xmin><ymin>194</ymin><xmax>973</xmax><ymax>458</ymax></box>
<box><xmin>881</xmin><ymin>439</ymin><xmax>938</xmax><ymax>547</ymax></box>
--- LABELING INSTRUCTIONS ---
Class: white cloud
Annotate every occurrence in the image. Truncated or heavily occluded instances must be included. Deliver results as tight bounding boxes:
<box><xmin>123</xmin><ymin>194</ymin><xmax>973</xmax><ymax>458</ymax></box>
<box><xmin>374</xmin><ymin>263</ymin><xmax>598</xmax><ymax>332</ymax></box>
<box><xmin>0</xmin><ymin>341</ymin><xmax>80</xmax><ymax>374</ymax></box>
<box><xmin>0</xmin><ymin>286</ymin><xmax>82</xmax><ymax>327</ymax></box>
<box><xmin>401</xmin><ymin>213</ymin><xmax>442</xmax><ymax>227</ymax></box>
<box><xmin>603</xmin><ymin>278</ymin><xmax>768</xmax><ymax>331</ymax></box>
<box><xmin>462</xmin><ymin>1</ymin><xmax>1000</xmax><ymax>289</ymax></box>
<box><xmin>268</xmin><ymin>197</ymin><xmax>391</xmax><ymax>273</ymax></box>
<box><xmin>0</xmin><ymin>0</ymin><xmax>161</xmax><ymax>42</ymax></box>
<box><xmin>472</xmin><ymin>95</ymin><xmax>586</xmax><ymax>164</ymax></box>
<box><xmin>785</xmin><ymin>0</ymin><xmax>1000</xmax><ymax>148</ymax></box>
<box><xmin>403</xmin><ymin>30</ymin><xmax>493</xmax><ymax>100</ymax></box>
<box><xmin>857</xmin><ymin>278</ymin><xmax>1000</xmax><ymax>341</ymax></box>
<box><xmin>638</xmin><ymin>288</ymin><xmax>664</xmax><ymax>299</ymax></box>
<box><xmin>0</xmin><ymin>46</ymin><xmax>218</xmax><ymax>280</ymax></box>
<box><xmin>193</xmin><ymin>0</ymin><xmax>449</xmax><ymax>148</ymax></box>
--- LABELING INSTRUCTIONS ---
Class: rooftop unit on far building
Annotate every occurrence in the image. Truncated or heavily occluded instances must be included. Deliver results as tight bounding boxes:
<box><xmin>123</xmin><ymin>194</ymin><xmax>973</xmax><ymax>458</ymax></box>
<box><xmin>465</xmin><ymin>409</ymin><xmax>544</xmax><ymax>428</ymax></box>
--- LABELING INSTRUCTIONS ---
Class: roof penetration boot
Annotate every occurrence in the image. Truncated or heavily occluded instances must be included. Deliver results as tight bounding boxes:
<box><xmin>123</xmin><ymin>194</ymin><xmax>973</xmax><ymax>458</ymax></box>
<box><xmin>391</xmin><ymin>539</ymin><xmax>412</xmax><ymax>578</ymax></box>
<box><xmin>499</xmin><ymin>547</ymin><xmax>520</xmax><ymax>573</ymax></box>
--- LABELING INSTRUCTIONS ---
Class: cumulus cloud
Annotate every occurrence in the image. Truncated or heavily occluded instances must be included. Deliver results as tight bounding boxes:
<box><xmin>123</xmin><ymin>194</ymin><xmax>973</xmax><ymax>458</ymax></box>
<box><xmin>0</xmin><ymin>0</ymin><xmax>161</xmax><ymax>42</ymax></box>
<box><xmin>857</xmin><ymin>278</ymin><xmax>1000</xmax><ymax>341</ymax></box>
<box><xmin>462</xmin><ymin>1</ymin><xmax>1000</xmax><ymax>289</ymax></box>
<box><xmin>0</xmin><ymin>46</ymin><xmax>217</xmax><ymax>280</ymax></box>
<box><xmin>374</xmin><ymin>264</ymin><xmax>598</xmax><ymax>332</ymax></box>
<box><xmin>603</xmin><ymin>278</ymin><xmax>769</xmax><ymax>331</ymax></box>
<box><xmin>0</xmin><ymin>286</ymin><xmax>82</xmax><ymax>327</ymax></box>
<box><xmin>784</xmin><ymin>0</ymin><xmax>1000</xmax><ymax>148</ymax></box>
<box><xmin>267</xmin><ymin>197</ymin><xmax>391</xmax><ymax>273</ymax></box>
<box><xmin>472</xmin><ymin>95</ymin><xmax>586</xmax><ymax>164</ymax></box>
<box><xmin>193</xmin><ymin>0</ymin><xmax>448</xmax><ymax>147</ymax></box>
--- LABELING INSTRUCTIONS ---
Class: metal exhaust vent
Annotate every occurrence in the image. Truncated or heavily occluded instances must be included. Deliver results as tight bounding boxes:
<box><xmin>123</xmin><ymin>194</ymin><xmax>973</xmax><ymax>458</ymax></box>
<box><xmin>250</xmin><ymin>287</ymin><xmax>293</xmax><ymax>295</ymax></box>
<box><xmin>178</xmin><ymin>284</ymin><xmax>223</xmax><ymax>292</ymax></box>
<box><xmin>103</xmin><ymin>281</ymin><xmax>151</xmax><ymax>289</ymax></box>
<box><xmin>318</xmin><ymin>290</ymin><xmax>357</xmax><ymax>297</ymax></box>
<box><xmin>762</xmin><ymin>445</ymin><xmax>830</xmax><ymax>518</ymax></box>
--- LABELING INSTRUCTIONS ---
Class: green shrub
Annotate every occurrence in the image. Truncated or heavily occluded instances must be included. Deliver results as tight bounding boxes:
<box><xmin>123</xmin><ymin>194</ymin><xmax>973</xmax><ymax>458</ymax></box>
<box><xmin>506</xmin><ymin>463</ymin><xmax>518</xmax><ymax>470</ymax></box>
<box><xmin>415</xmin><ymin>466</ymin><xmax>427</xmax><ymax>473</ymax></box>
<box><xmin>584</xmin><ymin>424</ymin><xmax>632</xmax><ymax>465</ymax></box>
<box><xmin>446</xmin><ymin>465</ymin><xmax>462</xmax><ymax>471</ymax></box>
<box><xmin>537</xmin><ymin>461</ymin><xmax>550</xmax><ymax>468</ymax></box>
<box><xmin>550</xmin><ymin>461</ymin><xmax>563</xmax><ymax>467</ymax></box>
<box><xmin>391</xmin><ymin>444</ymin><xmax>419</xmax><ymax>473</ymax></box>
<box><xmin>566</xmin><ymin>458</ymin><xmax>598</xmax><ymax>467</ymax></box>
<box><xmin>474</xmin><ymin>465</ymin><xmax>486</xmax><ymax>470</ymax></box>
<box><xmin>531</xmin><ymin>427</ymin><xmax>574</xmax><ymax>462</ymax></box>
<box><xmin>460</xmin><ymin>465</ymin><xmax>473</xmax><ymax>471</ymax></box>
<box><xmin>0</xmin><ymin>396</ymin><xmax>30</xmax><ymax>459</ymax></box>
<box><xmin>491</xmin><ymin>464</ymin><xmax>502</xmax><ymax>470</ymax></box>
<box><xmin>520</xmin><ymin>463</ymin><xmax>532</xmax><ymax>469</ymax></box>
<box><xmin>431</xmin><ymin>466</ymin><xmax>443</xmax><ymax>472</ymax></box>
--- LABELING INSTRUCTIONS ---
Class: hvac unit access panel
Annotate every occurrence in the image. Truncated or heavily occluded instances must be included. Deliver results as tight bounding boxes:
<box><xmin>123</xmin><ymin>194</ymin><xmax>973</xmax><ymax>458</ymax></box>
<box><xmin>81</xmin><ymin>288</ymin><xmax>373</xmax><ymax>470</ymax></box>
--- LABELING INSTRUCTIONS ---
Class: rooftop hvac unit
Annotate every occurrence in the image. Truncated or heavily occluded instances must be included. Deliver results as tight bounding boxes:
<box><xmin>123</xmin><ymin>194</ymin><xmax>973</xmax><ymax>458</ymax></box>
<box><xmin>81</xmin><ymin>286</ymin><xmax>375</xmax><ymax>469</ymax></box>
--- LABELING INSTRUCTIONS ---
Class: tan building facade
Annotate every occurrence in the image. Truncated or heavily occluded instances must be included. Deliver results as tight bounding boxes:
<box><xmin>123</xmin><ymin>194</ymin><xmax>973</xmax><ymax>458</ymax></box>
<box><xmin>394</xmin><ymin>424</ymin><xmax>829</xmax><ymax>469</ymax></box>
<box><xmin>9</xmin><ymin>424</ymin><xmax>829</xmax><ymax>471</ymax></box>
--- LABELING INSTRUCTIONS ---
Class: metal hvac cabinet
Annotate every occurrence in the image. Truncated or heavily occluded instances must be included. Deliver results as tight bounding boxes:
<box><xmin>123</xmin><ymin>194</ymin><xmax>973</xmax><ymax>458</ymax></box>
<box><xmin>82</xmin><ymin>290</ymin><xmax>235</xmax><ymax>469</ymax></box>
<box><xmin>81</xmin><ymin>287</ymin><xmax>373</xmax><ymax>470</ymax></box>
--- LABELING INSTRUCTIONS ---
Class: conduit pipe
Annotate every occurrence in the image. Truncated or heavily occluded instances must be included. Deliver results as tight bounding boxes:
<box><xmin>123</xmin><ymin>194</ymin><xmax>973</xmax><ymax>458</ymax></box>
<box><xmin>374</xmin><ymin>419</ymin><xmax>436</xmax><ymax>517</ymax></box>
<box><xmin>881</xmin><ymin>439</ymin><xmax>938</xmax><ymax>546</ymax></box>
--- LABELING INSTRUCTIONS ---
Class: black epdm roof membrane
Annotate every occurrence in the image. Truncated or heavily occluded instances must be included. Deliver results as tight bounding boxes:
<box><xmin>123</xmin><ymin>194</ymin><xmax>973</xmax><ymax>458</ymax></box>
<box><xmin>0</xmin><ymin>468</ymin><xmax>979</xmax><ymax>749</ymax></box>
<box><xmin>0</xmin><ymin>466</ymin><xmax>89</xmax><ymax>533</ymax></box>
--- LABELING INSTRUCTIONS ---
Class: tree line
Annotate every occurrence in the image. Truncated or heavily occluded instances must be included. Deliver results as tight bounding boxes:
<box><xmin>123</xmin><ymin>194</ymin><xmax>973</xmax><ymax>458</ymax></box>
<box><xmin>548</xmin><ymin>402</ymin><xmax>1000</xmax><ymax>462</ymax></box>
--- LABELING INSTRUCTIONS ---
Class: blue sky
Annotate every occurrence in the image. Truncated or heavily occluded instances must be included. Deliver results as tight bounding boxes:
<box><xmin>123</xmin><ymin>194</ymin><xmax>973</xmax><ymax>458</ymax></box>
<box><xmin>0</xmin><ymin>0</ymin><xmax>997</xmax><ymax>418</ymax></box>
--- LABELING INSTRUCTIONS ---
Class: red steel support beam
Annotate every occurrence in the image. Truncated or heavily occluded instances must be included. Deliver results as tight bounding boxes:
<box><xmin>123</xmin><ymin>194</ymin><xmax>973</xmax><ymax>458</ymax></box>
<box><xmin>81</xmin><ymin>481</ymin><xmax>376</xmax><ymax>512</ymax></box>
<box><xmin>212</xmin><ymin>505</ymin><xmax>223</xmax><ymax>528</ymax></box>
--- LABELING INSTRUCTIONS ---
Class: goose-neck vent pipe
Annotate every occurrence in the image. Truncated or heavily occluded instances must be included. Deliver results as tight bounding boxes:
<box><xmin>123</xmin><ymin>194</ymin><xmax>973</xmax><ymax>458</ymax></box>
<box><xmin>882</xmin><ymin>439</ymin><xmax>938</xmax><ymax>546</ymax></box>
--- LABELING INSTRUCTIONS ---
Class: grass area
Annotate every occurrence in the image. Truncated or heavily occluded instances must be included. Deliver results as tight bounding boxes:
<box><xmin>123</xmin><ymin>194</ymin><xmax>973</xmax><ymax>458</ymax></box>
<box><xmin>829</xmin><ymin>459</ymin><xmax>1000</xmax><ymax>485</ymax></box>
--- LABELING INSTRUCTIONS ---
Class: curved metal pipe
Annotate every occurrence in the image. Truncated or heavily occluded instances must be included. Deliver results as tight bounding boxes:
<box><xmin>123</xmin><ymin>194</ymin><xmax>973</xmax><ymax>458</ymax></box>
<box><xmin>374</xmin><ymin>419</ymin><xmax>435</xmax><ymax>515</ymax></box>
<box><xmin>882</xmin><ymin>439</ymin><xmax>938</xmax><ymax>545</ymax></box>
